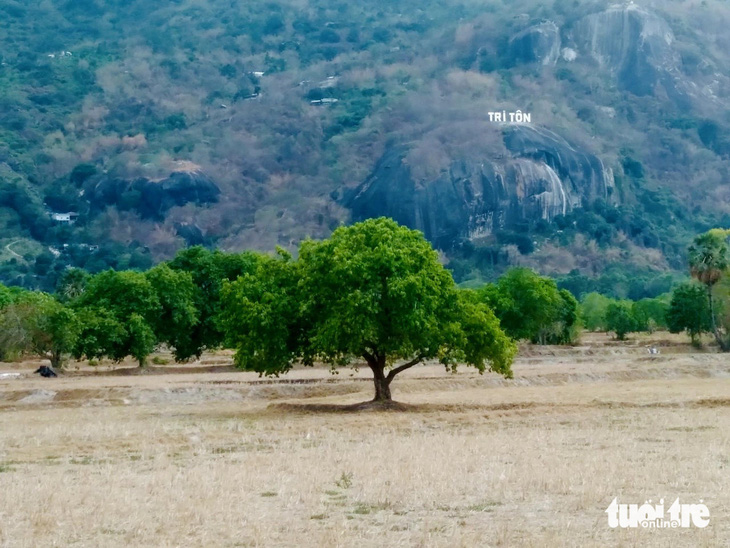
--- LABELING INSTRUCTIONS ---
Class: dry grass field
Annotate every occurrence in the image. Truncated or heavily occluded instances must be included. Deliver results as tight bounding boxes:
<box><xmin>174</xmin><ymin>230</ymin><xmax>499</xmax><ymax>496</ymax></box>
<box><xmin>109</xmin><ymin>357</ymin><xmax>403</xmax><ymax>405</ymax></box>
<box><xmin>0</xmin><ymin>333</ymin><xmax>728</xmax><ymax>547</ymax></box>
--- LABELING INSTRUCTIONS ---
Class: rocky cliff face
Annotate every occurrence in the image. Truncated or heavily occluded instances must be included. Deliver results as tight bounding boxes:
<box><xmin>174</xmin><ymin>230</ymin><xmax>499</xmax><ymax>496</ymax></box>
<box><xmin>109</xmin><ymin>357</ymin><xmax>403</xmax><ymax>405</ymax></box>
<box><xmin>509</xmin><ymin>22</ymin><xmax>561</xmax><ymax>66</ymax></box>
<box><xmin>347</xmin><ymin>126</ymin><xmax>614</xmax><ymax>249</ymax></box>
<box><xmin>505</xmin><ymin>4</ymin><xmax>698</xmax><ymax>107</ymax></box>
<box><xmin>571</xmin><ymin>3</ymin><xmax>687</xmax><ymax>103</ymax></box>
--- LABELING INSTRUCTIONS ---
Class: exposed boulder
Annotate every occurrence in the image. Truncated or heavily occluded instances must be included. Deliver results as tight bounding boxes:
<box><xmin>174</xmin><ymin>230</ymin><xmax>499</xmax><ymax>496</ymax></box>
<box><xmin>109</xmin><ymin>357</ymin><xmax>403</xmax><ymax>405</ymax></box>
<box><xmin>87</xmin><ymin>170</ymin><xmax>221</xmax><ymax>220</ymax></box>
<box><xmin>175</xmin><ymin>222</ymin><xmax>210</xmax><ymax>246</ymax></box>
<box><xmin>572</xmin><ymin>3</ymin><xmax>687</xmax><ymax>103</ymax></box>
<box><xmin>509</xmin><ymin>21</ymin><xmax>561</xmax><ymax>66</ymax></box>
<box><xmin>561</xmin><ymin>48</ymin><xmax>577</xmax><ymax>62</ymax></box>
<box><xmin>346</xmin><ymin>125</ymin><xmax>614</xmax><ymax>250</ymax></box>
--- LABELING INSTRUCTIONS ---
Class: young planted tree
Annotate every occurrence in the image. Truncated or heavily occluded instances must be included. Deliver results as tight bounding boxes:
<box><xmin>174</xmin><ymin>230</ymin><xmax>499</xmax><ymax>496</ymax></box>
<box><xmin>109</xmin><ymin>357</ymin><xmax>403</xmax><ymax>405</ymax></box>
<box><xmin>219</xmin><ymin>219</ymin><xmax>516</xmax><ymax>403</ymax></box>
<box><xmin>688</xmin><ymin>229</ymin><xmax>730</xmax><ymax>350</ymax></box>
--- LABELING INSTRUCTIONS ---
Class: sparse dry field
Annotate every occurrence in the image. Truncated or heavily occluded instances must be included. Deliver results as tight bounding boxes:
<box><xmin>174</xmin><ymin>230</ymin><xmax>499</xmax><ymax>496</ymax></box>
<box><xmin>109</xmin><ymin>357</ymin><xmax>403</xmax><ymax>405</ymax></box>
<box><xmin>0</xmin><ymin>333</ymin><xmax>728</xmax><ymax>547</ymax></box>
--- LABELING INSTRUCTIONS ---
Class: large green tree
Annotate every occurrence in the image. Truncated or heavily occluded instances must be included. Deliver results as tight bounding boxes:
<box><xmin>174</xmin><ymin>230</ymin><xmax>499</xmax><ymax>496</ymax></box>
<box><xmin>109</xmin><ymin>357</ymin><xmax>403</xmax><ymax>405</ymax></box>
<box><xmin>219</xmin><ymin>219</ymin><xmax>516</xmax><ymax>403</ymax></box>
<box><xmin>72</xmin><ymin>308</ymin><xmax>128</xmax><ymax>363</ymax></box>
<box><xmin>0</xmin><ymin>291</ymin><xmax>80</xmax><ymax>368</ymax></box>
<box><xmin>546</xmin><ymin>289</ymin><xmax>580</xmax><ymax>344</ymax></box>
<box><xmin>218</xmin><ymin>249</ymin><xmax>304</xmax><ymax>374</ymax></box>
<box><xmin>0</xmin><ymin>284</ymin><xmax>18</xmax><ymax>361</ymax></box>
<box><xmin>667</xmin><ymin>282</ymin><xmax>711</xmax><ymax>345</ymax></box>
<box><xmin>478</xmin><ymin>268</ymin><xmax>579</xmax><ymax>344</ymax></box>
<box><xmin>72</xmin><ymin>270</ymin><xmax>161</xmax><ymax>366</ymax></box>
<box><xmin>168</xmin><ymin>247</ymin><xmax>261</xmax><ymax>360</ymax></box>
<box><xmin>0</xmin><ymin>283</ymin><xmax>13</xmax><ymax>310</ymax></box>
<box><xmin>145</xmin><ymin>264</ymin><xmax>199</xmax><ymax>361</ymax></box>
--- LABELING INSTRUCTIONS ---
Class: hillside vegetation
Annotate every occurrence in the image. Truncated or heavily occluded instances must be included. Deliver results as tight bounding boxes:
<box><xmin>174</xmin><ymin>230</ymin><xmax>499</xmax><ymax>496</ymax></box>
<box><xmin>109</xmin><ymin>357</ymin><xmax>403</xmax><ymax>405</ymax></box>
<box><xmin>1</xmin><ymin>0</ymin><xmax>730</xmax><ymax>293</ymax></box>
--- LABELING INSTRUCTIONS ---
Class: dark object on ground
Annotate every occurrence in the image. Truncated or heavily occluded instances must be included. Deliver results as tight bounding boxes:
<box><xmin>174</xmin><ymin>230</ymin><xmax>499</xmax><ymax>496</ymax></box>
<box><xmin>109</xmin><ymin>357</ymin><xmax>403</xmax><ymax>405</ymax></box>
<box><xmin>34</xmin><ymin>366</ymin><xmax>57</xmax><ymax>378</ymax></box>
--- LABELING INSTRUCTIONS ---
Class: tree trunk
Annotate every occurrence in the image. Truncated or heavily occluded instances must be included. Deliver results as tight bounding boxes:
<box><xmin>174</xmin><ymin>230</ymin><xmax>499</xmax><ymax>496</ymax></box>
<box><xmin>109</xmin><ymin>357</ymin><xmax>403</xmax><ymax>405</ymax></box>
<box><xmin>368</xmin><ymin>359</ymin><xmax>392</xmax><ymax>402</ymax></box>
<box><xmin>707</xmin><ymin>287</ymin><xmax>730</xmax><ymax>351</ymax></box>
<box><xmin>364</xmin><ymin>352</ymin><xmax>424</xmax><ymax>403</ymax></box>
<box><xmin>373</xmin><ymin>374</ymin><xmax>392</xmax><ymax>402</ymax></box>
<box><xmin>49</xmin><ymin>350</ymin><xmax>62</xmax><ymax>370</ymax></box>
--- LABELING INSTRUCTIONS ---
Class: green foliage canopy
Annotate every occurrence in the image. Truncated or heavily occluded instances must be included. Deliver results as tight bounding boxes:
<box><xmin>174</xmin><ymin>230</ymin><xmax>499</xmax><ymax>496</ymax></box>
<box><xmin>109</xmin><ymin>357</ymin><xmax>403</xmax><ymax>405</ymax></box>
<box><xmin>478</xmin><ymin>268</ymin><xmax>579</xmax><ymax>344</ymax></box>
<box><xmin>168</xmin><ymin>246</ymin><xmax>261</xmax><ymax>360</ymax></box>
<box><xmin>632</xmin><ymin>298</ymin><xmax>669</xmax><ymax>332</ymax></box>
<box><xmin>145</xmin><ymin>264</ymin><xmax>199</xmax><ymax>362</ymax></box>
<box><xmin>219</xmin><ymin>218</ymin><xmax>516</xmax><ymax>402</ymax></box>
<box><xmin>72</xmin><ymin>270</ymin><xmax>161</xmax><ymax>366</ymax></box>
<box><xmin>55</xmin><ymin>268</ymin><xmax>89</xmax><ymax>302</ymax></box>
<box><xmin>218</xmin><ymin>249</ymin><xmax>303</xmax><ymax>375</ymax></box>
<box><xmin>0</xmin><ymin>291</ymin><xmax>80</xmax><ymax>368</ymax></box>
<box><xmin>605</xmin><ymin>301</ymin><xmax>639</xmax><ymax>341</ymax></box>
<box><xmin>579</xmin><ymin>292</ymin><xmax>612</xmax><ymax>331</ymax></box>
<box><xmin>667</xmin><ymin>282</ymin><xmax>711</xmax><ymax>344</ymax></box>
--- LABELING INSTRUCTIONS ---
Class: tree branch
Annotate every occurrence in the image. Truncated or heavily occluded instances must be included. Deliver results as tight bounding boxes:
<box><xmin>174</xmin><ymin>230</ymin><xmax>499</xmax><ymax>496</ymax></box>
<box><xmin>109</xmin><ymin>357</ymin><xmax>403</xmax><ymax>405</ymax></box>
<box><xmin>362</xmin><ymin>350</ymin><xmax>377</xmax><ymax>367</ymax></box>
<box><xmin>386</xmin><ymin>355</ymin><xmax>424</xmax><ymax>382</ymax></box>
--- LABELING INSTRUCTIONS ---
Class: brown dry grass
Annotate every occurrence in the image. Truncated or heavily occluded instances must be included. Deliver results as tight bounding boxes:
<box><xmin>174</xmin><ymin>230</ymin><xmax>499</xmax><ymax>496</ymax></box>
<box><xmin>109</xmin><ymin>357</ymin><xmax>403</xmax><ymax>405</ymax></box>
<box><xmin>0</xmin><ymin>333</ymin><xmax>728</xmax><ymax>547</ymax></box>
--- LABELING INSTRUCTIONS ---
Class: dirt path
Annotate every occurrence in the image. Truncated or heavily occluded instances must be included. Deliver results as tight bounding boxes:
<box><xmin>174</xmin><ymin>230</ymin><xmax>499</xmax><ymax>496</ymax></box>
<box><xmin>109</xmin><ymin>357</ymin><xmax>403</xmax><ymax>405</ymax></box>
<box><xmin>4</xmin><ymin>239</ymin><xmax>23</xmax><ymax>259</ymax></box>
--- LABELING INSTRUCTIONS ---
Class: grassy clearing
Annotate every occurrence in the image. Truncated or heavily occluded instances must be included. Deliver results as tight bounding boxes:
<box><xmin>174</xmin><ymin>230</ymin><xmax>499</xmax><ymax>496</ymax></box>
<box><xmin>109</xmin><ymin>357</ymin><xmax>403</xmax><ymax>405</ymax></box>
<box><xmin>0</xmin><ymin>238</ymin><xmax>43</xmax><ymax>264</ymax></box>
<box><xmin>0</xmin><ymin>333</ymin><xmax>728</xmax><ymax>547</ymax></box>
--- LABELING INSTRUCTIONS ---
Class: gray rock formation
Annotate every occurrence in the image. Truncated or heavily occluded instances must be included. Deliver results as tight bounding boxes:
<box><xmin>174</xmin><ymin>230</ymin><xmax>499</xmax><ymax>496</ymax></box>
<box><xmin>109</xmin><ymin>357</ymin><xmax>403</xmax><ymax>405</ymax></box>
<box><xmin>347</xmin><ymin>126</ymin><xmax>614</xmax><ymax>249</ymax></box>
<box><xmin>510</xmin><ymin>21</ymin><xmax>561</xmax><ymax>66</ymax></box>
<box><xmin>87</xmin><ymin>170</ymin><xmax>221</xmax><ymax>220</ymax></box>
<box><xmin>572</xmin><ymin>3</ymin><xmax>687</xmax><ymax>103</ymax></box>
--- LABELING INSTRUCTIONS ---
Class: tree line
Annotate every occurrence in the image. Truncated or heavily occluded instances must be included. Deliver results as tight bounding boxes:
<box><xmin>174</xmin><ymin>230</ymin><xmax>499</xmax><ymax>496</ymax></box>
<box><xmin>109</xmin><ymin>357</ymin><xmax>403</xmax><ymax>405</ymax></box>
<box><xmin>0</xmin><ymin>218</ymin><xmax>583</xmax><ymax>402</ymax></box>
<box><xmin>1</xmin><ymin>220</ymin><xmax>728</xmax><ymax>401</ymax></box>
<box><xmin>578</xmin><ymin>229</ymin><xmax>730</xmax><ymax>347</ymax></box>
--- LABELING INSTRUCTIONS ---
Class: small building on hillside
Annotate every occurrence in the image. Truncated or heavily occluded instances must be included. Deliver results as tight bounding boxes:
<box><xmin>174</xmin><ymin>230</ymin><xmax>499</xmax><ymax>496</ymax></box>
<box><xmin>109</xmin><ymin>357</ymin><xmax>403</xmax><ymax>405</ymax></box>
<box><xmin>50</xmin><ymin>212</ymin><xmax>78</xmax><ymax>224</ymax></box>
<box><xmin>310</xmin><ymin>98</ymin><xmax>339</xmax><ymax>105</ymax></box>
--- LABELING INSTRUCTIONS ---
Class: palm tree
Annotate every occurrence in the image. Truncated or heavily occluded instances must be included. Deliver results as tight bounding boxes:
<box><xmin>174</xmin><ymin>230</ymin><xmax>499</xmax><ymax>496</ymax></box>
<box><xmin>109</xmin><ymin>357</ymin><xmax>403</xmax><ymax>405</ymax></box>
<box><xmin>56</xmin><ymin>268</ymin><xmax>88</xmax><ymax>302</ymax></box>
<box><xmin>688</xmin><ymin>229</ymin><xmax>730</xmax><ymax>350</ymax></box>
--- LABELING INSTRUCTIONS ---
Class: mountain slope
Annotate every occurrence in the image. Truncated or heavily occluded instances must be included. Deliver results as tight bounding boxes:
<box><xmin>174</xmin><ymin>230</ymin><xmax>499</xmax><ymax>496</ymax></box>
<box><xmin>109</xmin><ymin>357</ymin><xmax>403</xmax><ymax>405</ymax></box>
<box><xmin>1</xmin><ymin>0</ymin><xmax>730</xmax><ymax>293</ymax></box>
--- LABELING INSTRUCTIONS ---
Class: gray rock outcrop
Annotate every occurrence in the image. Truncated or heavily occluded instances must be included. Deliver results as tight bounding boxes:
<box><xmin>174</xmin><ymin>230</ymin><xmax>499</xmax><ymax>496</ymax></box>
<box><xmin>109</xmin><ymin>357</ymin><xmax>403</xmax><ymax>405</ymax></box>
<box><xmin>347</xmin><ymin>125</ymin><xmax>614</xmax><ymax>249</ymax></box>
<box><xmin>87</xmin><ymin>170</ymin><xmax>221</xmax><ymax>220</ymax></box>
<box><xmin>509</xmin><ymin>21</ymin><xmax>561</xmax><ymax>66</ymax></box>
<box><xmin>572</xmin><ymin>3</ymin><xmax>687</xmax><ymax>103</ymax></box>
